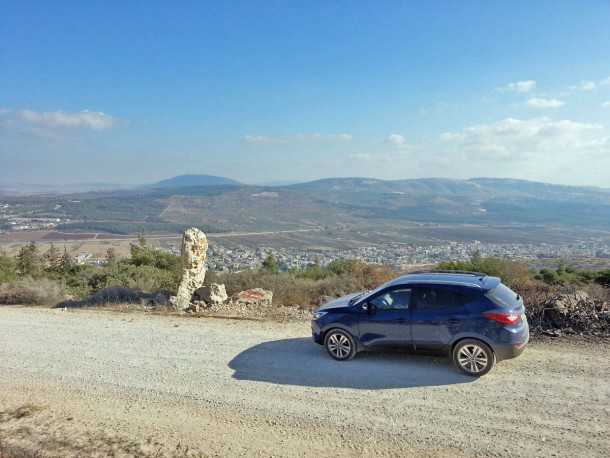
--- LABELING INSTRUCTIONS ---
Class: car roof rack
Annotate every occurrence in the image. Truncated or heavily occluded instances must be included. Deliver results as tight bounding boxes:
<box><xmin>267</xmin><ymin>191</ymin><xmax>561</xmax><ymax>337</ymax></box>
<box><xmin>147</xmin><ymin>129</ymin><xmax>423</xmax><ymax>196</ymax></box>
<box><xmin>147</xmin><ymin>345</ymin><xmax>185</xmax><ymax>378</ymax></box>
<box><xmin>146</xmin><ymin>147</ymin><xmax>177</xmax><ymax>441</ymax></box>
<box><xmin>408</xmin><ymin>270</ymin><xmax>488</xmax><ymax>277</ymax></box>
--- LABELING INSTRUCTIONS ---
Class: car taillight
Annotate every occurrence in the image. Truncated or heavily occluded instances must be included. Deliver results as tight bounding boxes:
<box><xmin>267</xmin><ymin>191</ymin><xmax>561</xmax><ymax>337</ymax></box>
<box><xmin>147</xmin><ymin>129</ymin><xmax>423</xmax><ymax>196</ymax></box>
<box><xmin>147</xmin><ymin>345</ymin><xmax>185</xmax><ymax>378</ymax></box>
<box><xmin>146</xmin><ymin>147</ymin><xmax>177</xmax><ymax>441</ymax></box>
<box><xmin>483</xmin><ymin>311</ymin><xmax>521</xmax><ymax>325</ymax></box>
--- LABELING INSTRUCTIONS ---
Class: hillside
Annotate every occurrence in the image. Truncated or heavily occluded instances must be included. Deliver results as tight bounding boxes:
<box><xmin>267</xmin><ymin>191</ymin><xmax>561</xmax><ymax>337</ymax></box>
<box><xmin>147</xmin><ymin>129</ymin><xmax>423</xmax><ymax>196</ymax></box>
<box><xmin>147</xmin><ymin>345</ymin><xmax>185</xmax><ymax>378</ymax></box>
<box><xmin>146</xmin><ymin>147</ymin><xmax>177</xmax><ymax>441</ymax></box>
<box><xmin>4</xmin><ymin>177</ymin><xmax>610</xmax><ymax>239</ymax></box>
<box><xmin>286</xmin><ymin>177</ymin><xmax>610</xmax><ymax>227</ymax></box>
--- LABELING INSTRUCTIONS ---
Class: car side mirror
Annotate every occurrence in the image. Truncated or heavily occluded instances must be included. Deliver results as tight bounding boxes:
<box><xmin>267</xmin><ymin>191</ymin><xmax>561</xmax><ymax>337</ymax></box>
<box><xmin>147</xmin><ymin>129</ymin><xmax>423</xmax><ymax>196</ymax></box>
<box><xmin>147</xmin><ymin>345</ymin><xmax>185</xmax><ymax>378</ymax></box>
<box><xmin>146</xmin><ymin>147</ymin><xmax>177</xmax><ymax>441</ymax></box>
<box><xmin>363</xmin><ymin>302</ymin><xmax>376</xmax><ymax>315</ymax></box>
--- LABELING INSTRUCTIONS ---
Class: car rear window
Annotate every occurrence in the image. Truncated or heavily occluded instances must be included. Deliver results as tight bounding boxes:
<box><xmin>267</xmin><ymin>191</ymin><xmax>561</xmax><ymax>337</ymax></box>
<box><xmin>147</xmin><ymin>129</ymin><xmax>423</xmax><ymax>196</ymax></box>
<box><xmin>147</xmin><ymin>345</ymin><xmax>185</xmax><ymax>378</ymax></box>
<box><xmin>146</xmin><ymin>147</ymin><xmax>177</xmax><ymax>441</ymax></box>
<box><xmin>486</xmin><ymin>284</ymin><xmax>519</xmax><ymax>308</ymax></box>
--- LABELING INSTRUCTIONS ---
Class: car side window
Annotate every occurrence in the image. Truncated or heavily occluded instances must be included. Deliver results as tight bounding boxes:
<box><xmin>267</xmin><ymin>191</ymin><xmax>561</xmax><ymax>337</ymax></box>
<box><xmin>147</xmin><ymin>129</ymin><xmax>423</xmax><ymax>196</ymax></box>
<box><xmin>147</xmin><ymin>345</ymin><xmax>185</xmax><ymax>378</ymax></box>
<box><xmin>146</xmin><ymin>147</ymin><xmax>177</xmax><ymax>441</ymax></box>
<box><xmin>413</xmin><ymin>287</ymin><xmax>475</xmax><ymax>309</ymax></box>
<box><xmin>369</xmin><ymin>288</ymin><xmax>411</xmax><ymax>311</ymax></box>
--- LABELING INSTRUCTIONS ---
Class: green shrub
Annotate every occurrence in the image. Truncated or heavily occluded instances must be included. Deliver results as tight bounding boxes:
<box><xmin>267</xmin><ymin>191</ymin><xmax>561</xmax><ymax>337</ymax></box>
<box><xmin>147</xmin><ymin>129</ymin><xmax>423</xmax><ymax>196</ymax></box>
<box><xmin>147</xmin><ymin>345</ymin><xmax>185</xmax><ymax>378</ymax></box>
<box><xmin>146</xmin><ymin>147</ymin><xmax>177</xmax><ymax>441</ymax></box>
<box><xmin>595</xmin><ymin>269</ymin><xmax>610</xmax><ymax>288</ymax></box>
<box><xmin>0</xmin><ymin>252</ymin><xmax>17</xmax><ymax>283</ymax></box>
<box><xmin>437</xmin><ymin>256</ymin><xmax>531</xmax><ymax>288</ymax></box>
<box><xmin>210</xmin><ymin>261</ymin><xmax>395</xmax><ymax>306</ymax></box>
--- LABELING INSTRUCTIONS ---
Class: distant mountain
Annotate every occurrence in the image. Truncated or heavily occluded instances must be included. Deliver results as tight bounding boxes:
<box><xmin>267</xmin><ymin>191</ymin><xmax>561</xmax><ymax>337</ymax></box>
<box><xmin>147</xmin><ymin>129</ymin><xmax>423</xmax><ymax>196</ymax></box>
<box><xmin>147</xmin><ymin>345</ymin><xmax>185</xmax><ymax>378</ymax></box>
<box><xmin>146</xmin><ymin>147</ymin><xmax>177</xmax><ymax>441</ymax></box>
<box><xmin>7</xmin><ymin>176</ymin><xmax>610</xmax><ymax>238</ymax></box>
<box><xmin>150</xmin><ymin>174</ymin><xmax>241</xmax><ymax>188</ymax></box>
<box><xmin>285</xmin><ymin>177</ymin><xmax>610</xmax><ymax>227</ymax></box>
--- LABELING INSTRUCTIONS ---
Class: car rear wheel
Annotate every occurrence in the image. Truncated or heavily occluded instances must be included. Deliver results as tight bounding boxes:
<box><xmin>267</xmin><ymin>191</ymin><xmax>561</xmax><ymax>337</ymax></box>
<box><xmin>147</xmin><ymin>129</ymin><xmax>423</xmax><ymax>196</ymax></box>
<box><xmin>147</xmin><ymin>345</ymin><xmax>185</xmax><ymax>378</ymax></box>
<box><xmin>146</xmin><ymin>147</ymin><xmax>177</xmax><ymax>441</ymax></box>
<box><xmin>324</xmin><ymin>329</ymin><xmax>356</xmax><ymax>361</ymax></box>
<box><xmin>453</xmin><ymin>339</ymin><xmax>495</xmax><ymax>376</ymax></box>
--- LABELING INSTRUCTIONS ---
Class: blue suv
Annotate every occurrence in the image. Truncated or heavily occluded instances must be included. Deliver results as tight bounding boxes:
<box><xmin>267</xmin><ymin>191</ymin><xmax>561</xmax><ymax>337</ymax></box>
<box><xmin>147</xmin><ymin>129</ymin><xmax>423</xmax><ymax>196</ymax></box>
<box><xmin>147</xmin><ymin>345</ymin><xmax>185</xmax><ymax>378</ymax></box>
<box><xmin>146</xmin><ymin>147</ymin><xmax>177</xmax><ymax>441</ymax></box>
<box><xmin>311</xmin><ymin>271</ymin><xmax>528</xmax><ymax>376</ymax></box>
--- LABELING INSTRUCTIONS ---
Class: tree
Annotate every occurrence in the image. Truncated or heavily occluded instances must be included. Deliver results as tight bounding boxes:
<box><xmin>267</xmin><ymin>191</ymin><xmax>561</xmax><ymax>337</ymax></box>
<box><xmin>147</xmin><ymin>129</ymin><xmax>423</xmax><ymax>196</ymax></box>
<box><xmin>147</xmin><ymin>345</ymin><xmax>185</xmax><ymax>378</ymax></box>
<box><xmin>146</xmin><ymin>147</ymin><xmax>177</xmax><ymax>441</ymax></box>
<box><xmin>137</xmin><ymin>232</ymin><xmax>147</xmax><ymax>247</ymax></box>
<box><xmin>327</xmin><ymin>259</ymin><xmax>361</xmax><ymax>276</ymax></box>
<box><xmin>262</xmin><ymin>253</ymin><xmax>279</xmax><ymax>273</ymax></box>
<box><xmin>470</xmin><ymin>250</ymin><xmax>482</xmax><ymax>266</ymax></box>
<box><xmin>16</xmin><ymin>242</ymin><xmax>40</xmax><ymax>277</ymax></box>
<box><xmin>44</xmin><ymin>243</ymin><xmax>61</xmax><ymax>272</ymax></box>
<box><xmin>58</xmin><ymin>247</ymin><xmax>74</xmax><ymax>273</ymax></box>
<box><xmin>538</xmin><ymin>268</ymin><xmax>560</xmax><ymax>285</ymax></box>
<box><xmin>105</xmin><ymin>247</ymin><xmax>117</xmax><ymax>265</ymax></box>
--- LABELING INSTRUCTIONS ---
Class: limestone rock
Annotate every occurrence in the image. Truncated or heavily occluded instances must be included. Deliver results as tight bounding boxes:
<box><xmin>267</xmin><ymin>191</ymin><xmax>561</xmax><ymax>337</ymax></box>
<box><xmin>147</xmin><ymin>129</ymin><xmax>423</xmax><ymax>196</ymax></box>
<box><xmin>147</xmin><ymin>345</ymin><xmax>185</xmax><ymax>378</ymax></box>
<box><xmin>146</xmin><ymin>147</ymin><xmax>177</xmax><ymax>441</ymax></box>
<box><xmin>233</xmin><ymin>288</ymin><xmax>273</xmax><ymax>307</ymax></box>
<box><xmin>173</xmin><ymin>228</ymin><xmax>208</xmax><ymax>310</ymax></box>
<box><xmin>194</xmin><ymin>283</ymin><xmax>228</xmax><ymax>306</ymax></box>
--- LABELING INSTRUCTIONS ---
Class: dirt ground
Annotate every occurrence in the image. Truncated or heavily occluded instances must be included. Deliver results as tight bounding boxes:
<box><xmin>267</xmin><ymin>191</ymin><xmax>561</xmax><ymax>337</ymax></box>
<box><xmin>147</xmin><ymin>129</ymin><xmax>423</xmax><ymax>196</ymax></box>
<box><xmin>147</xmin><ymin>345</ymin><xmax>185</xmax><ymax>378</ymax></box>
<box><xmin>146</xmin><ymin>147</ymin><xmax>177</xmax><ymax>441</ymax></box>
<box><xmin>1</xmin><ymin>306</ymin><xmax>609</xmax><ymax>457</ymax></box>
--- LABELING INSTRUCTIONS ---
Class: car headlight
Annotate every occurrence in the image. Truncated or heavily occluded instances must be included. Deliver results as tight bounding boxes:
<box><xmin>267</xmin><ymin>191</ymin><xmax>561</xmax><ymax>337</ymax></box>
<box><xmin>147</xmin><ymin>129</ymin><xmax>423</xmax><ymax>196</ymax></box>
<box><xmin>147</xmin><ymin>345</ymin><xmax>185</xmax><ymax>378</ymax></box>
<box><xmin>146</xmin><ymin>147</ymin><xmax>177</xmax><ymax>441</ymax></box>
<box><xmin>313</xmin><ymin>311</ymin><xmax>328</xmax><ymax>320</ymax></box>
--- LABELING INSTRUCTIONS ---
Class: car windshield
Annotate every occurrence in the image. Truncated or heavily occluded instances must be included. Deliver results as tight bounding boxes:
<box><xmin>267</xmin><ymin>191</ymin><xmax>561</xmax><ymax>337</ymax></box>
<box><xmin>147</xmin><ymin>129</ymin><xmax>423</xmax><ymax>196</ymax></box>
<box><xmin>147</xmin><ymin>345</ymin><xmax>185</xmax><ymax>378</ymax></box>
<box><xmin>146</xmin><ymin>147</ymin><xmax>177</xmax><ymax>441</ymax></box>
<box><xmin>349</xmin><ymin>280</ymin><xmax>396</xmax><ymax>305</ymax></box>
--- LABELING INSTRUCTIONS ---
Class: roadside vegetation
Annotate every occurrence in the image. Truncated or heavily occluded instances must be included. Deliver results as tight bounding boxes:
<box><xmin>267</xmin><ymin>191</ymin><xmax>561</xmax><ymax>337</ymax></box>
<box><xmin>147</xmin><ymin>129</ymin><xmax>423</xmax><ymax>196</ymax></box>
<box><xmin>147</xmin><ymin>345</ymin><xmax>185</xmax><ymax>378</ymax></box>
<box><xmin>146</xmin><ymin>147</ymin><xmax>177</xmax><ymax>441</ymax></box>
<box><xmin>1</xmin><ymin>240</ymin><xmax>609</xmax><ymax>315</ymax></box>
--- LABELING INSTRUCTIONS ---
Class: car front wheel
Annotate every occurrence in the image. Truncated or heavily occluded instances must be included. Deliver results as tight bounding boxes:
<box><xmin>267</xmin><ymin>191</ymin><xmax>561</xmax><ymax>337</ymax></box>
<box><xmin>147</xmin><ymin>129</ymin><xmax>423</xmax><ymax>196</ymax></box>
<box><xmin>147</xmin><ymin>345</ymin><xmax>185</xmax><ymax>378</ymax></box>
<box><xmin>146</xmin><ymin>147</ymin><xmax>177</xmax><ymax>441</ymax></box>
<box><xmin>452</xmin><ymin>339</ymin><xmax>495</xmax><ymax>376</ymax></box>
<box><xmin>324</xmin><ymin>329</ymin><xmax>356</xmax><ymax>361</ymax></box>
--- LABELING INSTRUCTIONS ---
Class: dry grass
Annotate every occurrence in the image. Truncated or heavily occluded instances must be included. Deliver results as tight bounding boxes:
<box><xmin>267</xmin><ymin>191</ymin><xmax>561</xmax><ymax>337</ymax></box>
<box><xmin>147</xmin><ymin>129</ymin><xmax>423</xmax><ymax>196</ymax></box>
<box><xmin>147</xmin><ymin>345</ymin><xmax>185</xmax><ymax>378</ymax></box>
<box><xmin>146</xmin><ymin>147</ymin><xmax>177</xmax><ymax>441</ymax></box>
<box><xmin>211</xmin><ymin>265</ymin><xmax>395</xmax><ymax>307</ymax></box>
<box><xmin>0</xmin><ymin>278</ymin><xmax>66</xmax><ymax>306</ymax></box>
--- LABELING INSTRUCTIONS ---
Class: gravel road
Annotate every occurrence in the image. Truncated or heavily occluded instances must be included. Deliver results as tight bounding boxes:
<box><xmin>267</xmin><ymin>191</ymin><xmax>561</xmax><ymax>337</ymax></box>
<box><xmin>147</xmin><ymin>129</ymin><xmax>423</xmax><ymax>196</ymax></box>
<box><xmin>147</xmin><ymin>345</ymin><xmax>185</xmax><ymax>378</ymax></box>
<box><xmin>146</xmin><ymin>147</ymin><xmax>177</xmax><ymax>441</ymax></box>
<box><xmin>1</xmin><ymin>307</ymin><xmax>609</xmax><ymax>457</ymax></box>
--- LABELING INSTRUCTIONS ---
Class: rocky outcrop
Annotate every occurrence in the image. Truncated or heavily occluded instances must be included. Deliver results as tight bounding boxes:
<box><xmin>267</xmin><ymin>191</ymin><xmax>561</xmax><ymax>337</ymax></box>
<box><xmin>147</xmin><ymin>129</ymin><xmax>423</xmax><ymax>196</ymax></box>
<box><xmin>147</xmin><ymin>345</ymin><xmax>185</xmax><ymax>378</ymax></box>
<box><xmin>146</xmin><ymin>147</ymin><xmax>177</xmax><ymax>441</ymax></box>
<box><xmin>194</xmin><ymin>283</ymin><xmax>228</xmax><ymax>307</ymax></box>
<box><xmin>172</xmin><ymin>228</ymin><xmax>208</xmax><ymax>310</ymax></box>
<box><xmin>233</xmin><ymin>288</ymin><xmax>273</xmax><ymax>307</ymax></box>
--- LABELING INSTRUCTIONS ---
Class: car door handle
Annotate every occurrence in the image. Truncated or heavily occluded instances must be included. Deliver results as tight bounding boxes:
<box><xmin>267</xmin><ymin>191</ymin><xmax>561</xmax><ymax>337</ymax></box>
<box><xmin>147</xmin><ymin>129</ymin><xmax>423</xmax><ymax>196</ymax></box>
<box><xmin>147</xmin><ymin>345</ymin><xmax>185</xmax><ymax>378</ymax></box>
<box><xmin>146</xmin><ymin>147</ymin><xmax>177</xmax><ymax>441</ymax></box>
<box><xmin>448</xmin><ymin>319</ymin><xmax>461</xmax><ymax>325</ymax></box>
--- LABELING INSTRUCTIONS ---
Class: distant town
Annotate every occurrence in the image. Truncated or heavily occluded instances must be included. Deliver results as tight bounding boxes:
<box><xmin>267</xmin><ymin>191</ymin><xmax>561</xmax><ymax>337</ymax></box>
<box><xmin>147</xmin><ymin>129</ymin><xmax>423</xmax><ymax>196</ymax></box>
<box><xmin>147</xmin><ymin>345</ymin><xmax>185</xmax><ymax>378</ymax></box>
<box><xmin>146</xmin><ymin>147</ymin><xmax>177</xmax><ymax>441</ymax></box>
<box><xmin>3</xmin><ymin>200</ymin><xmax>610</xmax><ymax>271</ymax></box>
<box><xmin>198</xmin><ymin>240</ymin><xmax>610</xmax><ymax>272</ymax></box>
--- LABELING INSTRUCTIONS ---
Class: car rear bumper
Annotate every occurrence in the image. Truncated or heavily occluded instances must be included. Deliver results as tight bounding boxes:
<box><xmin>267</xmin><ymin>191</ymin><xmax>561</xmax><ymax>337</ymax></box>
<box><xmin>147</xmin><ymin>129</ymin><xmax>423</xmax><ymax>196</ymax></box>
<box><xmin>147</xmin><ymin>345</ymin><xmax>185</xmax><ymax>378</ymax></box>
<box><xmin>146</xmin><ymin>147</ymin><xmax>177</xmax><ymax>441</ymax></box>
<box><xmin>494</xmin><ymin>342</ymin><xmax>527</xmax><ymax>361</ymax></box>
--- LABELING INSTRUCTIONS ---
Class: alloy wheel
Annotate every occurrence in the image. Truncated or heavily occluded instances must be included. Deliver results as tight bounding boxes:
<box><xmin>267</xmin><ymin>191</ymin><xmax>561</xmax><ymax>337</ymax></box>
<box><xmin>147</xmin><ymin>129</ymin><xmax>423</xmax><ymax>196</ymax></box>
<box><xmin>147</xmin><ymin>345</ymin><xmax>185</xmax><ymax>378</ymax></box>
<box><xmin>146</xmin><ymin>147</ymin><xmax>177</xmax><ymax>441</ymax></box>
<box><xmin>457</xmin><ymin>344</ymin><xmax>488</xmax><ymax>374</ymax></box>
<box><xmin>327</xmin><ymin>332</ymin><xmax>352</xmax><ymax>359</ymax></box>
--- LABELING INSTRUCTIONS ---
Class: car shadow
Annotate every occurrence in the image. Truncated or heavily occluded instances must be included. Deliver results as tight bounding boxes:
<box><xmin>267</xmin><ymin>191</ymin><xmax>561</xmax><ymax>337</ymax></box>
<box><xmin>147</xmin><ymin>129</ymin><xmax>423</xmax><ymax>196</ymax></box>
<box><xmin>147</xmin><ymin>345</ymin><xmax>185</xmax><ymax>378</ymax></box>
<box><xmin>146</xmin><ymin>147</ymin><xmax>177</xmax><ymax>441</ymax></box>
<box><xmin>229</xmin><ymin>337</ymin><xmax>475</xmax><ymax>389</ymax></box>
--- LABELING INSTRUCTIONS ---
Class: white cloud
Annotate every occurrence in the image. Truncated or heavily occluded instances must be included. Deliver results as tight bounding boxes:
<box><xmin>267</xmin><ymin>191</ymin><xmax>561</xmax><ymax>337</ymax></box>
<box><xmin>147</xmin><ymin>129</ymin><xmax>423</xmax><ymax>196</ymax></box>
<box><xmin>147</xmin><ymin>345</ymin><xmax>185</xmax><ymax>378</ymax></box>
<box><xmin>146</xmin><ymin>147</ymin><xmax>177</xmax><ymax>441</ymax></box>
<box><xmin>243</xmin><ymin>135</ymin><xmax>280</xmax><ymax>145</ymax></box>
<box><xmin>526</xmin><ymin>98</ymin><xmax>564</xmax><ymax>109</ymax></box>
<box><xmin>603</xmin><ymin>101</ymin><xmax>610</xmax><ymax>108</ymax></box>
<box><xmin>18</xmin><ymin>109</ymin><xmax>117</xmax><ymax>130</ymax></box>
<box><xmin>386</xmin><ymin>133</ymin><xmax>407</xmax><ymax>146</ymax></box>
<box><xmin>572</xmin><ymin>81</ymin><xmax>596</xmax><ymax>91</ymax></box>
<box><xmin>568</xmin><ymin>76</ymin><xmax>610</xmax><ymax>92</ymax></box>
<box><xmin>440</xmin><ymin>117</ymin><xmax>607</xmax><ymax>162</ymax></box>
<box><xmin>294</xmin><ymin>133</ymin><xmax>352</xmax><ymax>141</ymax></box>
<box><xmin>244</xmin><ymin>133</ymin><xmax>352</xmax><ymax>144</ymax></box>
<box><xmin>0</xmin><ymin>107</ymin><xmax>11</xmax><ymax>115</ymax></box>
<box><xmin>500</xmin><ymin>80</ymin><xmax>537</xmax><ymax>93</ymax></box>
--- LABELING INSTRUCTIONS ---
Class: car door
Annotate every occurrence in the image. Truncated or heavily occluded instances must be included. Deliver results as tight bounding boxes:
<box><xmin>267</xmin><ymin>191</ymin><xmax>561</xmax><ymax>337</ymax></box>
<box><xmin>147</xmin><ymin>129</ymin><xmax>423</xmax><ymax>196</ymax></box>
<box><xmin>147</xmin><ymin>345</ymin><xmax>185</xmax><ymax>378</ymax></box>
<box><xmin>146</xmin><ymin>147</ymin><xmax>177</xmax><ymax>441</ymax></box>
<box><xmin>410</xmin><ymin>285</ymin><xmax>474</xmax><ymax>350</ymax></box>
<box><xmin>357</xmin><ymin>286</ymin><xmax>412</xmax><ymax>348</ymax></box>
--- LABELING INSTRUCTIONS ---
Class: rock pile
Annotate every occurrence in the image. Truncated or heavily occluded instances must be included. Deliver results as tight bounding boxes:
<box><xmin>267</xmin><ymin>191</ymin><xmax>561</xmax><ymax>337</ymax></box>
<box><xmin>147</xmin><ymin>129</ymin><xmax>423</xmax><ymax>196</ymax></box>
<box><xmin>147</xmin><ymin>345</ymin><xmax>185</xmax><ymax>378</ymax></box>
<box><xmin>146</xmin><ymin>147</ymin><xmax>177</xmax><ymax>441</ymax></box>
<box><xmin>187</xmin><ymin>286</ymin><xmax>275</xmax><ymax>313</ymax></box>
<box><xmin>528</xmin><ymin>290</ymin><xmax>610</xmax><ymax>337</ymax></box>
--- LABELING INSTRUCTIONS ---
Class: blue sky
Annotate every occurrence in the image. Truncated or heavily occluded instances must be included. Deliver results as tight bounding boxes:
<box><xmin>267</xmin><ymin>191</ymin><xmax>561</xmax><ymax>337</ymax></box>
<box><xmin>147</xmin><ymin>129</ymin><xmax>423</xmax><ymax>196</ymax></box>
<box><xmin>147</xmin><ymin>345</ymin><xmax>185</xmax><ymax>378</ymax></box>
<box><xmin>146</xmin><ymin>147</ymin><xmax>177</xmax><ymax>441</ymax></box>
<box><xmin>1</xmin><ymin>0</ymin><xmax>610</xmax><ymax>186</ymax></box>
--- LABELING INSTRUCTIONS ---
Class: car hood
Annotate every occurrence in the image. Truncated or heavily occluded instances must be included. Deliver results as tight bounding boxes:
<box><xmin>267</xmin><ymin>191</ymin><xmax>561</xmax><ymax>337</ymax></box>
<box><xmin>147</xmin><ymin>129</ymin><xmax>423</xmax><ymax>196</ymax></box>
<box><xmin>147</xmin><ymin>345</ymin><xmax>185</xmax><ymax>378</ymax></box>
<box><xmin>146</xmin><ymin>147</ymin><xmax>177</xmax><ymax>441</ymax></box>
<box><xmin>316</xmin><ymin>292</ymin><xmax>363</xmax><ymax>311</ymax></box>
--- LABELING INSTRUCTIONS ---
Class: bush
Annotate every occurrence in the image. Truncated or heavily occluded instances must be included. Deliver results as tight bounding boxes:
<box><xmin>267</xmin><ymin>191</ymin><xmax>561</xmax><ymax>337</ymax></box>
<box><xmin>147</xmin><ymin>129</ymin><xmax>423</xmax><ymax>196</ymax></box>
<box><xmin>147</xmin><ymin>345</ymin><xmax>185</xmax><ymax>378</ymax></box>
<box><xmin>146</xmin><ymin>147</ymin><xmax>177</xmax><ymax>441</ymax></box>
<box><xmin>437</xmin><ymin>256</ymin><xmax>531</xmax><ymax>288</ymax></box>
<box><xmin>596</xmin><ymin>270</ymin><xmax>610</xmax><ymax>288</ymax></box>
<box><xmin>210</xmin><ymin>261</ymin><xmax>395</xmax><ymax>306</ymax></box>
<box><xmin>0</xmin><ymin>252</ymin><xmax>17</xmax><ymax>283</ymax></box>
<box><xmin>0</xmin><ymin>277</ymin><xmax>66</xmax><ymax>305</ymax></box>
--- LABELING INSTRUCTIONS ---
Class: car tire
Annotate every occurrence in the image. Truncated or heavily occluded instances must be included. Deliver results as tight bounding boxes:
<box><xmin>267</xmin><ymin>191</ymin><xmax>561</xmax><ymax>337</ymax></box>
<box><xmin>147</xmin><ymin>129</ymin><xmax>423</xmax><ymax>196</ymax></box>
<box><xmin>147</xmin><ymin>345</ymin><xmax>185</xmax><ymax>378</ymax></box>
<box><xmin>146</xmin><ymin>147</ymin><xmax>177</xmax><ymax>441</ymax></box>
<box><xmin>452</xmin><ymin>339</ymin><xmax>495</xmax><ymax>376</ymax></box>
<box><xmin>324</xmin><ymin>329</ymin><xmax>356</xmax><ymax>361</ymax></box>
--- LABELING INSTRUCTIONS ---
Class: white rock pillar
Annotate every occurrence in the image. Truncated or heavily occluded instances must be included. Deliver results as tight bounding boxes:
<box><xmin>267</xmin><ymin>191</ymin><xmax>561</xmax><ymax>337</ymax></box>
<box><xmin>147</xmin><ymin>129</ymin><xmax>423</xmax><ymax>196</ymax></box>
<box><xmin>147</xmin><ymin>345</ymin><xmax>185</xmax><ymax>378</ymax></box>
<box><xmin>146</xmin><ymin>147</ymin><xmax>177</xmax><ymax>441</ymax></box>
<box><xmin>174</xmin><ymin>227</ymin><xmax>208</xmax><ymax>310</ymax></box>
